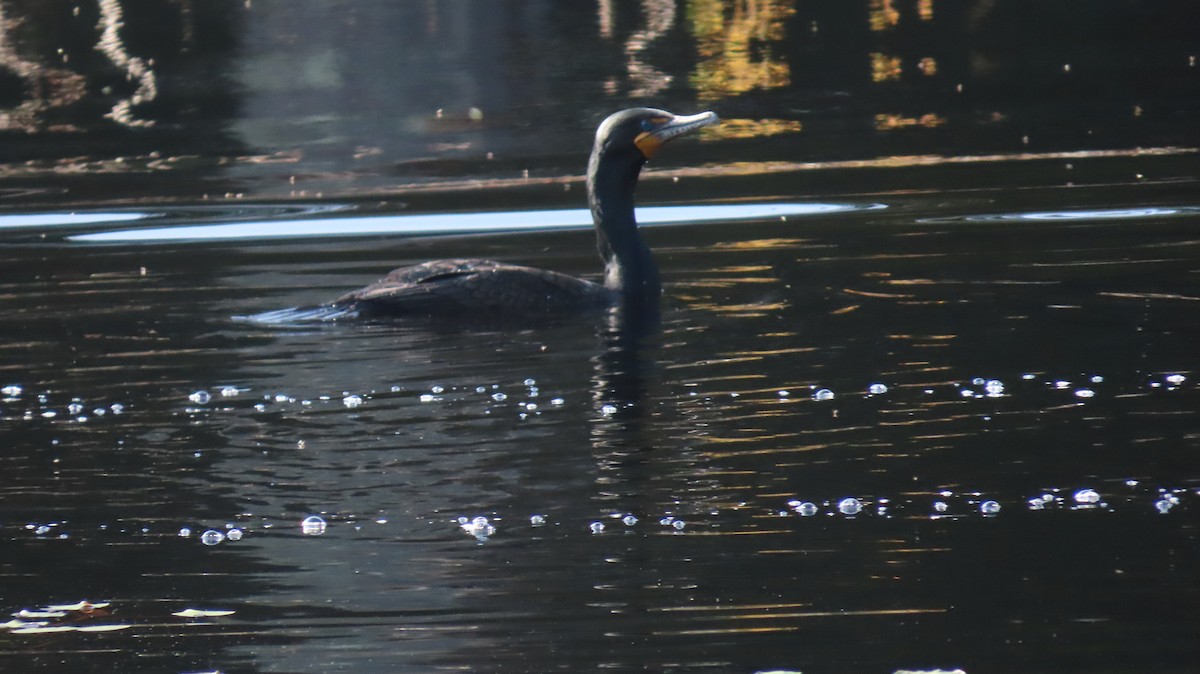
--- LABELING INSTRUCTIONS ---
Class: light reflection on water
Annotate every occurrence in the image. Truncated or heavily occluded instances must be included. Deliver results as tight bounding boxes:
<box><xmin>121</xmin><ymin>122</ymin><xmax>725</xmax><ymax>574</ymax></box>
<box><xmin>66</xmin><ymin>203</ymin><xmax>879</xmax><ymax>243</ymax></box>
<box><xmin>922</xmin><ymin>205</ymin><xmax>1200</xmax><ymax>223</ymax></box>
<box><xmin>2</xmin><ymin>190</ymin><xmax>1200</xmax><ymax>673</ymax></box>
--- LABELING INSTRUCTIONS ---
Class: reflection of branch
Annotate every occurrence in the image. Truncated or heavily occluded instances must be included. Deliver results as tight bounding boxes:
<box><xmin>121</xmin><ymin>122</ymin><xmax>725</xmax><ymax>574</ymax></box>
<box><xmin>97</xmin><ymin>0</ymin><xmax>158</xmax><ymax>127</ymax></box>
<box><xmin>0</xmin><ymin>2</ymin><xmax>87</xmax><ymax>132</ymax></box>
<box><xmin>625</xmin><ymin>0</ymin><xmax>676</xmax><ymax>98</ymax></box>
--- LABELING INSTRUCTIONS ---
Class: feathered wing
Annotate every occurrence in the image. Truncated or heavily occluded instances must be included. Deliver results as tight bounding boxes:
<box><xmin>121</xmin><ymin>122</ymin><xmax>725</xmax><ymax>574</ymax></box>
<box><xmin>334</xmin><ymin>259</ymin><xmax>612</xmax><ymax>314</ymax></box>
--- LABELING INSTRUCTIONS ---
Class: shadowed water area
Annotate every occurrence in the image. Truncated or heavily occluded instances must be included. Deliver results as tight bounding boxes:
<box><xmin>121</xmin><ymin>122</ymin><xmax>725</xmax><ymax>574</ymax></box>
<box><xmin>1</xmin><ymin>2</ymin><xmax>1199</xmax><ymax>673</ymax></box>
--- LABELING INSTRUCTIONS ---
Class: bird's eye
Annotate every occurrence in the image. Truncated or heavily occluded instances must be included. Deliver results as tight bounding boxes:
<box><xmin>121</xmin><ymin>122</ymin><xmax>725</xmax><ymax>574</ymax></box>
<box><xmin>640</xmin><ymin>119</ymin><xmax>656</xmax><ymax>132</ymax></box>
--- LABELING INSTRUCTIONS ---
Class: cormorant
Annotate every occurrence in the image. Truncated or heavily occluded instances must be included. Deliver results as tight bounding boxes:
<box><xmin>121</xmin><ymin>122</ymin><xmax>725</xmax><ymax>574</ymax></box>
<box><xmin>331</xmin><ymin>107</ymin><xmax>718</xmax><ymax>317</ymax></box>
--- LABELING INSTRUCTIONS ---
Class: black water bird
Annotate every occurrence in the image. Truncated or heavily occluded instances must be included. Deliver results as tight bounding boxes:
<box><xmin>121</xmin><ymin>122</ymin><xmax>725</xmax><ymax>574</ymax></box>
<box><xmin>330</xmin><ymin>108</ymin><xmax>718</xmax><ymax>317</ymax></box>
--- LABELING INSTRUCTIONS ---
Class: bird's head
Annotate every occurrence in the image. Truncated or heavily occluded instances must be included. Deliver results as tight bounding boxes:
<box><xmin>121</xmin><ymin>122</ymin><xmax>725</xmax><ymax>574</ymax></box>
<box><xmin>592</xmin><ymin>108</ymin><xmax>719</xmax><ymax>166</ymax></box>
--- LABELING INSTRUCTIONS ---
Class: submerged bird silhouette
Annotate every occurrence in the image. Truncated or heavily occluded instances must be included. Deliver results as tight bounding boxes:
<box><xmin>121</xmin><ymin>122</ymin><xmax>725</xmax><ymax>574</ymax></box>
<box><xmin>269</xmin><ymin>108</ymin><xmax>716</xmax><ymax>321</ymax></box>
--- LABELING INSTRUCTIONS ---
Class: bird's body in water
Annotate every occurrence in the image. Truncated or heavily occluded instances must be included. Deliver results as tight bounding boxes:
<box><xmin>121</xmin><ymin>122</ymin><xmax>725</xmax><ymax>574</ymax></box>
<box><xmin>313</xmin><ymin>108</ymin><xmax>717</xmax><ymax>320</ymax></box>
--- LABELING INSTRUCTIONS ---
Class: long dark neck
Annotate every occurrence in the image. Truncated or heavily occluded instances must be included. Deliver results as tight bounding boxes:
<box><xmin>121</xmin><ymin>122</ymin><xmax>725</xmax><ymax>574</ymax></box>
<box><xmin>588</xmin><ymin>151</ymin><xmax>661</xmax><ymax>303</ymax></box>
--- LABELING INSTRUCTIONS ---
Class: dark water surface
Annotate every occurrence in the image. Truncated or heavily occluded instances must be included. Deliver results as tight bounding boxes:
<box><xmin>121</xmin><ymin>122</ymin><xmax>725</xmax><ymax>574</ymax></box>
<box><xmin>2</xmin><ymin>2</ymin><xmax>1200</xmax><ymax>673</ymax></box>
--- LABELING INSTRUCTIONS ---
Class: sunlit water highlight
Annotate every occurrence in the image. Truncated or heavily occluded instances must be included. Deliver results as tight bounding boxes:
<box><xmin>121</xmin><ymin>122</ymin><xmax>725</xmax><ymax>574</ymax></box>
<box><xmin>67</xmin><ymin>203</ymin><xmax>877</xmax><ymax>242</ymax></box>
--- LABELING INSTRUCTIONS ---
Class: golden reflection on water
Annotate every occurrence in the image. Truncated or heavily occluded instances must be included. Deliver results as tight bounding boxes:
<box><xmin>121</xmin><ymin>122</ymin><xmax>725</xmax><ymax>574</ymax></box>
<box><xmin>688</xmin><ymin>0</ymin><xmax>794</xmax><ymax>102</ymax></box>
<box><xmin>699</xmin><ymin>117</ymin><xmax>802</xmax><ymax>140</ymax></box>
<box><xmin>96</xmin><ymin>0</ymin><xmax>158</xmax><ymax>128</ymax></box>
<box><xmin>871</xmin><ymin>52</ymin><xmax>903</xmax><ymax>82</ymax></box>
<box><xmin>0</xmin><ymin>4</ymin><xmax>87</xmax><ymax>132</ymax></box>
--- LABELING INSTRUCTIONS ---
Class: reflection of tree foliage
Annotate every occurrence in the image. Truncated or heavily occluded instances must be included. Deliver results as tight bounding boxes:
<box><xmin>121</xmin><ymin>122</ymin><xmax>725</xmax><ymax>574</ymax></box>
<box><xmin>686</xmin><ymin>0</ymin><xmax>793</xmax><ymax>101</ymax></box>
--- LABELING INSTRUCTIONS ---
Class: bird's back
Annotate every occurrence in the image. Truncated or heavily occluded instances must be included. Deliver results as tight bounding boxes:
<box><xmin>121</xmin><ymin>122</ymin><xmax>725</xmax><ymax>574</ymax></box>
<box><xmin>334</xmin><ymin>259</ymin><xmax>613</xmax><ymax>316</ymax></box>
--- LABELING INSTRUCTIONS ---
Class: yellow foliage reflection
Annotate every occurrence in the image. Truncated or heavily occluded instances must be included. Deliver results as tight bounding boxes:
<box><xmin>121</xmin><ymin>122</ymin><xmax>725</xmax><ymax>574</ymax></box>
<box><xmin>700</xmin><ymin>117</ymin><xmax>802</xmax><ymax>140</ymax></box>
<box><xmin>875</xmin><ymin>113</ymin><xmax>946</xmax><ymax>130</ymax></box>
<box><xmin>688</xmin><ymin>0</ymin><xmax>794</xmax><ymax>102</ymax></box>
<box><xmin>871</xmin><ymin>52</ymin><xmax>902</xmax><ymax>82</ymax></box>
<box><xmin>868</xmin><ymin>0</ymin><xmax>900</xmax><ymax>31</ymax></box>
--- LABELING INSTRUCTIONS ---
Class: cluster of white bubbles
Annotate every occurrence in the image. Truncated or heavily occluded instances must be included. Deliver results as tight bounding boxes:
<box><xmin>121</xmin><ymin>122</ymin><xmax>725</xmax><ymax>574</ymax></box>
<box><xmin>458</xmin><ymin>516</ymin><xmax>495</xmax><ymax>541</ymax></box>
<box><xmin>959</xmin><ymin>378</ymin><xmax>1006</xmax><ymax>398</ymax></box>
<box><xmin>658</xmin><ymin>516</ymin><xmax>687</xmax><ymax>530</ymax></box>
<box><xmin>1155</xmin><ymin>493</ymin><xmax>1181</xmax><ymax>514</ymax></box>
<box><xmin>175</xmin><ymin>377</ymin><xmax>569</xmax><ymax>421</ymax></box>
<box><xmin>0</xmin><ymin>385</ymin><xmax>127</xmax><ymax>422</ymax></box>
<box><xmin>179</xmin><ymin>524</ymin><xmax>245</xmax><ymax>546</ymax></box>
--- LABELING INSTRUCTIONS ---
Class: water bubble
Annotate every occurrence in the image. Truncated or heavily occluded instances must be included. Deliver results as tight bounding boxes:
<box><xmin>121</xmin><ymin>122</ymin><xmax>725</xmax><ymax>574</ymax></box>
<box><xmin>1073</xmin><ymin>488</ymin><xmax>1101</xmax><ymax>504</ymax></box>
<box><xmin>1155</xmin><ymin>499</ymin><xmax>1174</xmax><ymax>514</ymax></box>
<box><xmin>960</xmin><ymin>389</ymin><xmax>975</xmax><ymax>398</ymax></box>
<box><xmin>178</xmin><ymin>527</ymin><xmax>192</xmax><ymax>537</ymax></box>
<box><xmin>523</xmin><ymin>378</ymin><xmax>536</xmax><ymax>387</ymax></box>
<box><xmin>1022</xmin><ymin>373</ymin><xmax>1036</xmax><ymax>380</ymax></box>
<box><xmin>1166</xmin><ymin>373</ymin><xmax>1186</xmax><ymax>385</ymax></box>
<box><xmin>1074</xmin><ymin>388</ymin><xmax>1096</xmax><ymax>399</ymax></box>
<box><xmin>659</xmin><ymin>517</ymin><xmax>675</xmax><ymax>526</ymax></box>
<box><xmin>622</xmin><ymin>514</ymin><xmax>638</xmax><ymax>527</ymax></box>
<box><xmin>301</xmin><ymin>516</ymin><xmax>327</xmax><ymax>536</ymax></box>
<box><xmin>524</xmin><ymin>403</ymin><xmax>538</xmax><ymax>411</ymax></box>
<box><xmin>343</xmin><ymin>394</ymin><xmax>363</xmax><ymax>408</ymax></box>
<box><xmin>868</xmin><ymin>383</ymin><xmax>888</xmax><ymax>395</ymax></box>
<box><xmin>418</xmin><ymin>394</ymin><xmax>436</xmax><ymax>403</ymax></box>
<box><xmin>794</xmin><ymin>501</ymin><xmax>819</xmax><ymax>517</ymax></box>
<box><xmin>491</xmin><ymin>392</ymin><xmax>508</xmax><ymax>402</ymax></box>
<box><xmin>1028</xmin><ymin>498</ymin><xmax>1045</xmax><ymax>510</ymax></box>
<box><xmin>1090</xmin><ymin>375</ymin><xmax>1104</xmax><ymax>383</ymax></box>
<box><xmin>550</xmin><ymin>397</ymin><xmax>565</xmax><ymax>406</ymax></box>
<box><xmin>200</xmin><ymin>530</ymin><xmax>225</xmax><ymax>546</ymax></box>
<box><xmin>1</xmin><ymin>384</ymin><xmax>22</xmax><ymax>397</ymax></box>
<box><xmin>980</xmin><ymin>500</ymin><xmax>1001</xmax><ymax>515</ymax></box>
<box><xmin>589</xmin><ymin>521</ymin><xmax>606</xmax><ymax>534</ymax></box>
<box><xmin>778</xmin><ymin>390</ymin><xmax>790</xmax><ymax>398</ymax></box>
<box><xmin>530</xmin><ymin>514</ymin><xmax>546</xmax><ymax>526</ymax></box>
<box><xmin>226</xmin><ymin>528</ymin><xmax>243</xmax><ymax>541</ymax></box>
<box><xmin>475</xmin><ymin>386</ymin><xmax>486</xmax><ymax>394</ymax></box>
<box><xmin>600</xmin><ymin>404</ymin><xmax>618</xmax><ymax>416</ymax></box>
<box><xmin>220</xmin><ymin>386</ymin><xmax>240</xmax><ymax>397</ymax></box>
<box><xmin>812</xmin><ymin>388</ymin><xmax>835</xmax><ymax>401</ymax></box>
<box><xmin>430</xmin><ymin>385</ymin><xmax>445</xmax><ymax>394</ymax></box>
<box><xmin>984</xmin><ymin>379</ymin><xmax>1005</xmax><ymax>396</ymax></box>
<box><xmin>110</xmin><ymin>403</ymin><xmax>124</xmax><ymax>414</ymax></box>
<box><xmin>933</xmin><ymin>501</ymin><xmax>949</xmax><ymax>513</ymax></box>
<box><xmin>274</xmin><ymin>394</ymin><xmax>290</xmax><ymax>402</ymax></box>
<box><xmin>188</xmin><ymin>391</ymin><xmax>211</xmax><ymax>404</ymax></box>
<box><xmin>462</xmin><ymin>516</ymin><xmax>495</xmax><ymax>540</ymax></box>
<box><xmin>1054</xmin><ymin>380</ymin><xmax>1071</xmax><ymax>389</ymax></box>
<box><xmin>837</xmin><ymin>497</ymin><xmax>862</xmax><ymax>515</ymax></box>
<box><xmin>671</xmin><ymin>519</ymin><xmax>686</xmax><ymax>530</ymax></box>
<box><xmin>67</xmin><ymin>402</ymin><xmax>85</xmax><ymax>415</ymax></box>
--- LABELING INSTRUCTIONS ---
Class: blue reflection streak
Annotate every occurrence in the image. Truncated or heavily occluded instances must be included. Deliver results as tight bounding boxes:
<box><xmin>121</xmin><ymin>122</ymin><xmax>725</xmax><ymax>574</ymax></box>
<box><xmin>69</xmin><ymin>203</ymin><xmax>877</xmax><ymax>243</ymax></box>
<box><xmin>0</xmin><ymin>212</ymin><xmax>149</xmax><ymax>229</ymax></box>
<box><xmin>920</xmin><ymin>206</ymin><xmax>1200</xmax><ymax>224</ymax></box>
